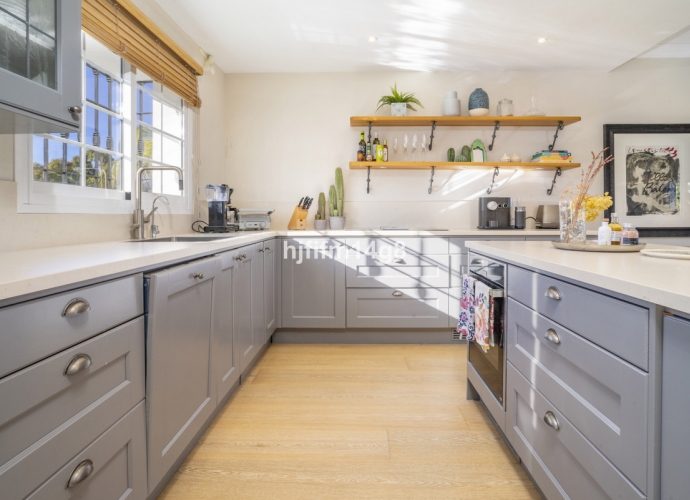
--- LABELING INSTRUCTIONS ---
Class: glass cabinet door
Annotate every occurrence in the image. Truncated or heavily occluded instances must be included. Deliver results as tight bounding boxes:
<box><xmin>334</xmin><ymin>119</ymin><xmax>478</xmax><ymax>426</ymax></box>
<box><xmin>0</xmin><ymin>0</ymin><xmax>81</xmax><ymax>132</ymax></box>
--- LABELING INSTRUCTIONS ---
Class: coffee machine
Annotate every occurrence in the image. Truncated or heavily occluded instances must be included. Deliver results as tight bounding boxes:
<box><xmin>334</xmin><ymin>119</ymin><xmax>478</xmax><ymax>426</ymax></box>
<box><xmin>478</xmin><ymin>197</ymin><xmax>512</xmax><ymax>229</ymax></box>
<box><xmin>204</xmin><ymin>184</ymin><xmax>238</xmax><ymax>233</ymax></box>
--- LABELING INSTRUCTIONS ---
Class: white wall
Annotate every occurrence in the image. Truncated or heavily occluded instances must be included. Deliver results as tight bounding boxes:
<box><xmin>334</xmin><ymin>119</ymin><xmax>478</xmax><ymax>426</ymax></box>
<box><xmin>224</xmin><ymin>58</ymin><xmax>690</xmax><ymax>230</ymax></box>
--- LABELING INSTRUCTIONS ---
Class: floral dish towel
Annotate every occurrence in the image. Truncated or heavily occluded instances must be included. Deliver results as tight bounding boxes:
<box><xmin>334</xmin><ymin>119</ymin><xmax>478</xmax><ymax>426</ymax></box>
<box><xmin>474</xmin><ymin>280</ymin><xmax>491</xmax><ymax>352</ymax></box>
<box><xmin>457</xmin><ymin>274</ymin><xmax>476</xmax><ymax>341</ymax></box>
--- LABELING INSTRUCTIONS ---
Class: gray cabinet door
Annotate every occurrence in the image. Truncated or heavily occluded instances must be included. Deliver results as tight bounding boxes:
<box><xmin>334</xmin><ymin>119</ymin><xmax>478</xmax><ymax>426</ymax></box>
<box><xmin>345</xmin><ymin>254</ymin><xmax>450</xmax><ymax>288</ymax></box>
<box><xmin>214</xmin><ymin>250</ymin><xmax>241</xmax><ymax>402</ymax></box>
<box><xmin>235</xmin><ymin>245</ymin><xmax>261</xmax><ymax>374</ymax></box>
<box><xmin>0</xmin><ymin>0</ymin><xmax>82</xmax><ymax>132</ymax></box>
<box><xmin>263</xmin><ymin>239</ymin><xmax>277</xmax><ymax>339</ymax></box>
<box><xmin>251</xmin><ymin>243</ymin><xmax>265</xmax><ymax>348</ymax></box>
<box><xmin>145</xmin><ymin>256</ymin><xmax>220</xmax><ymax>493</ymax></box>
<box><xmin>661</xmin><ymin>313</ymin><xmax>690</xmax><ymax>500</ymax></box>
<box><xmin>281</xmin><ymin>238</ymin><xmax>346</xmax><ymax>329</ymax></box>
<box><xmin>346</xmin><ymin>288</ymin><xmax>449</xmax><ymax>329</ymax></box>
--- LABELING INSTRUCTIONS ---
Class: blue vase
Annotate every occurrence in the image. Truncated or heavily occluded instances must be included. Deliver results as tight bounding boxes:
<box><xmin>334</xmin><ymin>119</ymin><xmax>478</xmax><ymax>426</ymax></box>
<box><xmin>468</xmin><ymin>88</ymin><xmax>489</xmax><ymax>114</ymax></box>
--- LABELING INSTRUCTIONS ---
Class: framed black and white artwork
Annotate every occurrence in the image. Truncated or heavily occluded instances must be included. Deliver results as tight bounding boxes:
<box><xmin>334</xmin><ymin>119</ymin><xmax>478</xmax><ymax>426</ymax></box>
<box><xmin>603</xmin><ymin>124</ymin><xmax>690</xmax><ymax>237</ymax></box>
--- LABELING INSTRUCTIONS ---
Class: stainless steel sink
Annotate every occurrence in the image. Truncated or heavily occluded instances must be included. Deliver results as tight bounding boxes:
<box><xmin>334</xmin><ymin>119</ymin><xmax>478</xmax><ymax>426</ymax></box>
<box><xmin>129</xmin><ymin>235</ymin><xmax>238</xmax><ymax>242</ymax></box>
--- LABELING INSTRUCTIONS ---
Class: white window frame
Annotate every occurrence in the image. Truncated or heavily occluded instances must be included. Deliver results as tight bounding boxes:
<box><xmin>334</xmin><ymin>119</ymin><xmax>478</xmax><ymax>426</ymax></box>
<box><xmin>15</xmin><ymin>34</ymin><xmax>193</xmax><ymax>215</ymax></box>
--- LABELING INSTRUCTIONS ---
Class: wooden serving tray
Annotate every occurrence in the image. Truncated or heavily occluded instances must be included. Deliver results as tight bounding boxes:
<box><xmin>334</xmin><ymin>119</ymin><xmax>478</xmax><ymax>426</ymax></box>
<box><xmin>551</xmin><ymin>241</ymin><xmax>646</xmax><ymax>252</ymax></box>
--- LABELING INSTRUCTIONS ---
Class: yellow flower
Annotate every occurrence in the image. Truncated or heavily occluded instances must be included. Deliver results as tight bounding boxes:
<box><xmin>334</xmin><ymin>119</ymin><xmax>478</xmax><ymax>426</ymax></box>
<box><xmin>583</xmin><ymin>193</ymin><xmax>613</xmax><ymax>222</ymax></box>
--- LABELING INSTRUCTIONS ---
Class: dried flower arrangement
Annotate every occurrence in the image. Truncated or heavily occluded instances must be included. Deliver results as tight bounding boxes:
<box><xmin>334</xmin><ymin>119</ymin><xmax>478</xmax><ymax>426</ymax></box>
<box><xmin>560</xmin><ymin>149</ymin><xmax>614</xmax><ymax>242</ymax></box>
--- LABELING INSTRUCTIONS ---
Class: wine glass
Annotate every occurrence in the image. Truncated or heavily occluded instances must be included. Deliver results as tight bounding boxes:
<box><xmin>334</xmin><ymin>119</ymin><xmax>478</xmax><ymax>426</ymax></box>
<box><xmin>421</xmin><ymin>133</ymin><xmax>427</xmax><ymax>161</ymax></box>
<box><xmin>412</xmin><ymin>134</ymin><xmax>418</xmax><ymax>161</ymax></box>
<box><xmin>403</xmin><ymin>134</ymin><xmax>409</xmax><ymax>161</ymax></box>
<box><xmin>393</xmin><ymin>137</ymin><xmax>398</xmax><ymax>160</ymax></box>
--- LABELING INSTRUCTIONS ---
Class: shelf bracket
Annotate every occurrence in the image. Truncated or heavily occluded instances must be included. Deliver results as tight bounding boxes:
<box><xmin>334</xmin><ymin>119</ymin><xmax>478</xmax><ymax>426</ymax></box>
<box><xmin>367</xmin><ymin>121</ymin><xmax>372</xmax><ymax>144</ymax></box>
<box><xmin>366</xmin><ymin>166</ymin><xmax>371</xmax><ymax>194</ymax></box>
<box><xmin>428</xmin><ymin>166</ymin><xmax>435</xmax><ymax>194</ymax></box>
<box><xmin>487</xmin><ymin>121</ymin><xmax>501</xmax><ymax>151</ymax></box>
<box><xmin>428</xmin><ymin>121</ymin><xmax>437</xmax><ymax>151</ymax></box>
<box><xmin>547</xmin><ymin>167</ymin><xmax>562</xmax><ymax>196</ymax></box>
<box><xmin>548</xmin><ymin>121</ymin><xmax>564</xmax><ymax>152</ymax></box>
<box><xmin>486</xmin><ymin>167</ymin><xmax>500</xmax><ymax>195</ymax></box>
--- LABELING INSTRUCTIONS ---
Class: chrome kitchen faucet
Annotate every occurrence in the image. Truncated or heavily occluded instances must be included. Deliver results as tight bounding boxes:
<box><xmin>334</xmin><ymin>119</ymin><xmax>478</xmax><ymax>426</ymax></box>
<box><xmin>131</xmin><ymin>165</ymin><xmax>183</xmax><ymax>240</ymax></box>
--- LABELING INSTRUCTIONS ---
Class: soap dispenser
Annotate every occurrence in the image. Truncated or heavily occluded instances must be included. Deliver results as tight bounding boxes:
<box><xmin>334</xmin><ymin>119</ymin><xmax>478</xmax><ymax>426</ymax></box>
<box><xmin>598</xmin><ymin>219</ymin><xmax>612</xmax><ymax>245</ymax></box>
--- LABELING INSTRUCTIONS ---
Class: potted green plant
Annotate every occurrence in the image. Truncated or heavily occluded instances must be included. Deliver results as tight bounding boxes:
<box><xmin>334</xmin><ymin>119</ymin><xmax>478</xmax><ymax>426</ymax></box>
<box><xmin>329</xmin><ymin>167</ymin><xmax>345</xmax><ymax>230</ymax></box>
<box><xmin>314</xmin><ymin>192</ymin><xmax>327</xmax><ymax>230</ymax></box>
<box><xmin>376</xmin><ymin>82</ymin><xmax>424</xmax><ymax>117</ymax></box>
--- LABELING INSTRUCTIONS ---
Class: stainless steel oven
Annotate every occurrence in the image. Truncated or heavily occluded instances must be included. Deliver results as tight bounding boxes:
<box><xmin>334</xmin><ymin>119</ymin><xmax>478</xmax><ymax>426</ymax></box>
<box><xmin>466</xmin><ymin>251</ymin><xmax>507</xmax><ymax>431</ymax></box>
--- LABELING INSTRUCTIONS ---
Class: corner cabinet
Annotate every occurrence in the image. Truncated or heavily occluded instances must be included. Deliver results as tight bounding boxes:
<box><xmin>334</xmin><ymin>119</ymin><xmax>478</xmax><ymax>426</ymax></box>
<box><xmin>0</xmin><ymin>0</ymin><xmax>82</xmax><ymax>133</ymax></box>
<box><xmin>144</xmin><ymin>257</ymin><xmax>220</xmax><ymax>494</ymax></box>
<box><xmin>281</xmin><ymin>238</ymin><xmax>346</xmax><ymax>329</ymax></box>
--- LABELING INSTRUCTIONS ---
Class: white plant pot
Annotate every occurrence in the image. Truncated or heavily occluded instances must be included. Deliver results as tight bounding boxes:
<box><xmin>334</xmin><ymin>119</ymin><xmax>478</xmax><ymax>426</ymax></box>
<box><xmin>442</xmin><ymin>91</ymin><xmax>461</xmax><ymax>116</ymax></box>
<box><xmin>314</xmin><ymin>219</ymin><xmax>327</xmax><ymax>230</ymax></box>
<box><xmin>329</xmin><ymin>216</ymin><xmax>346</xmax><ymax>230</ymax></box>
<box><xmin>390</xmin><ymin>103</ymin><xmax>407</xmax><ymax>116</ymax></box>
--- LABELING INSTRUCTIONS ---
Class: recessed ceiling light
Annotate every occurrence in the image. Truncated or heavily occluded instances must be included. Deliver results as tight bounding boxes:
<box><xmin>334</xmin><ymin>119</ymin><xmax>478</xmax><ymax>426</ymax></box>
<box><xmin>368</xmin><ymin>36</ymin><xmax>378</xmax><ymax>42</ymax></box>
<box><xmin>537</xmin><ymin>37</ymin><xmax>548</xmax><ymax>44</ymax></box>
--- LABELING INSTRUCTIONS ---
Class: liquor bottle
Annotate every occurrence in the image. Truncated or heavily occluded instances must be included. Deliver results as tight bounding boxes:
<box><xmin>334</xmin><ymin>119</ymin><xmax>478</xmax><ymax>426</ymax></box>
<box><xmin>366</xmin><ymin>140</ymin><xmax>373</xmax><ymax>161</ymax></box>
<box><xmin>357</xmin><ymin>131</ymin><xmax>366</xmax><ymax>161</ymax></box>
<box><xmin>373</xmin><ymin>132</ymin><xmax>380</xmax><ymax>150</ymax></box>
<box><xmin>383</xmin><ymin>139</ymin><xmax>388</xmax><ymax>162</ymax></box>
<box><xmin>609</xmin><ymin>213</ymin><xmax>623</xmax><ymax>245</ymax></box>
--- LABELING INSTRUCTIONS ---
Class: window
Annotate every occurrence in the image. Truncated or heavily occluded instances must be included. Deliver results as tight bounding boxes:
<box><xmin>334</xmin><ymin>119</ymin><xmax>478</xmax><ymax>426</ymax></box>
<box><xmin>17</xmin><ymin>33</ymin><xmax>191</xmax><ymax>214</ymax></box>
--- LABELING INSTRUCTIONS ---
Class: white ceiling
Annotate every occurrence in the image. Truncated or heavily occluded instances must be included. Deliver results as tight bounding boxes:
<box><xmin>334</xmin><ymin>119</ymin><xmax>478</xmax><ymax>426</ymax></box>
<box><xmin>156</xmin><ymin>0</ymin><xmax>690</xmax><ymax>73</ymax></box>
<box><xmin>640</xmin><ymin>27</ymin><xmax>690</xmax><ymax>58</ymax></box>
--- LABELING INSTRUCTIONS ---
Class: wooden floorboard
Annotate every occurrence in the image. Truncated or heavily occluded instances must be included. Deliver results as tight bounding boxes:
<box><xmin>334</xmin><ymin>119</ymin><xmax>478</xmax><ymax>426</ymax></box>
<box><xmin>158</xmin><ymin>344</ymin><xmax>540</xmax><ymax>499</ymax></box>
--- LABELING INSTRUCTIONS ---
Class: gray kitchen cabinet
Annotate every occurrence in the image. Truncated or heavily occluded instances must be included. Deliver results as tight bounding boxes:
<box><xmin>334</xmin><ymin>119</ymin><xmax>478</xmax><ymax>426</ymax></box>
<box><xmin>214</xmin><ymin>250</ymin><xmax>241</xmax><ymax>402</ymax></box>
<box><xmin>345</xmin><ymin>253</ymin><xmax>450</xmax><ymax>288</ymax></box>
<box><xmin>145</xmin><ymin>256</ymin><xmax>220</xmax><ymax>493</ymax></box>
<box><xmin>234</xmin><ymin>244</ymin><xmax>264</xmax><ymax>375</ymax></box>
<box><xmin>661</xmin><ymin>313</ymin><xmax>690</xmax><ymax>500</ymax></box>
<box><xmin>262</xmin><ymin>239</ymin><xmax>277</xmax><ymax>340</ymax></box>
<box><xmin>281</xmin><ymin>238</ymin><xmax>346</xmax><ymax>329</ymax></box>
<box><xmin>0</xmin><ymin>0</ymin><xmax>82</xmax><ymax>133</ymax></box>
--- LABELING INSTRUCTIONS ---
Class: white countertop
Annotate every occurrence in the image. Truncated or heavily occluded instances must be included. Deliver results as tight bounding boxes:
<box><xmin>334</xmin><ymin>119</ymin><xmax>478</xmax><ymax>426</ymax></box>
<box><xmin>0</xmin><ymin>228</ymin><xmax>566</xmax><ymax>304</ymax></box>
<box><xmin>466</xmin><ymin>240</ymin><xmax>690</xmax><ymax>315</ymax></box>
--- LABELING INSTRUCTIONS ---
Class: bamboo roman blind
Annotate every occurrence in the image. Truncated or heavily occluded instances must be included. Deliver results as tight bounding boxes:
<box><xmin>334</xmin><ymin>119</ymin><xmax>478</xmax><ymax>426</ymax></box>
<box><xmin>82</xmin><ymin>0</ymin><xmax>203</xmax><ymax>107</ymax></box>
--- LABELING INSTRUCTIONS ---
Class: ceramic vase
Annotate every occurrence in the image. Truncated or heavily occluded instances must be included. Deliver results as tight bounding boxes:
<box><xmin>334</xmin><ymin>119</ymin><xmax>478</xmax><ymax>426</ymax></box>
<box><xmin>390</xmin><ymin>103</ymin><xmax>407</xmax><ymax>116</ymax></box>
<box><xmin>468</xmin><ymin>88</ymin><xmax>489</xmax><ymax>116</ymax></box>
<box><xmin>442</xmin><ymin>91</ymin><xmax>461</xmax><ymax>116</ymax></box>
<box><xmin>314</xmin><ymin>219</ymin><xmax>327</xmax><ymax>230</ymax></box>
<box><xmin>559</xmin><ymin>201</ymin><xmax>586</xmax><ymax>244</ymax></box>
<box><xmin>329</xmin><ymin>216</ymin><xmax>346</xmax><ymax>230</ymax></box>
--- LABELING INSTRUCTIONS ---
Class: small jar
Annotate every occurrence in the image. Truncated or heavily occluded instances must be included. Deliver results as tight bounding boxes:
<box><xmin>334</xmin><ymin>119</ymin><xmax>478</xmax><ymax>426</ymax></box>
<box><xmin>497</xmin><ymin>99</ymin><xmax>514</xmax><ymax>116</ymax></box>
<box><xmin>621</xmin><ymin>223</ymin><xmax>639</xmax><ymax>246</ymax></box>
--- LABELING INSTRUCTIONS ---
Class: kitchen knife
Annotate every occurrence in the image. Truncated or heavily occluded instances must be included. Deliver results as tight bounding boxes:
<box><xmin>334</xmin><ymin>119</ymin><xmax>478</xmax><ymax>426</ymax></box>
<box><xmin>306</xmin><ymin>198</ymin><xmax>313</xmax><ymax>209</ymax></box>
<box><xmin>298</xmin><ymin>197</ymin><xmax>304</xmax><ymax>208</ymax></box>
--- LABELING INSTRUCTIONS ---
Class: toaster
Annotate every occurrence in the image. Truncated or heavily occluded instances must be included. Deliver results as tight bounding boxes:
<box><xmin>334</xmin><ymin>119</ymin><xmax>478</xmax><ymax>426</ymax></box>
<box><xmin>536</xmin><ymin>205</ymin><xmax>559</xmax><ymax>229</ymax></box>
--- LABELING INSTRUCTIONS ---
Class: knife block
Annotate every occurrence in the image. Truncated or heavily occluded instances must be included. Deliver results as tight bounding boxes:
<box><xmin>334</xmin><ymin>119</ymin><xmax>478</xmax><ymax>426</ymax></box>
<box><xmin>287</xmin><ymin>206</ymin><xmax>308</xmax><ymax>230</ymax></box>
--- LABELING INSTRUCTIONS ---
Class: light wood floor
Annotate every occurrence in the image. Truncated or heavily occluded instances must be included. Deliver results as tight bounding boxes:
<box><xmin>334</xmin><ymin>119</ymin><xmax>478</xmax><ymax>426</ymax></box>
<box><xmin>159</xmin><ymin>344</ymin><xmax>540</xmax><ymax>499</ymax></box>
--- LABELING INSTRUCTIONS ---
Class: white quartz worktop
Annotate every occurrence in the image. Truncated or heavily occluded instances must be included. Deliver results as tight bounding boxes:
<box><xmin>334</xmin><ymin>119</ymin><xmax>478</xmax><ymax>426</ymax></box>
<box><xmin>466</xmin><ymin>240</ymin><xmax>690</xmax><ymax>315</ymax></box>
<box><xmin>0</xmin><ymin>228</ymin><xmax>566</xmax><ymax>303</ymax></box>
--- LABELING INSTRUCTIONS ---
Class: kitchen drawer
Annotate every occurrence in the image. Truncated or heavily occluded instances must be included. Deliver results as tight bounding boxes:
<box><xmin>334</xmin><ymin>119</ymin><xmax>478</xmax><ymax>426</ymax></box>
<box><xmin>0</xmin><ymin>274</ymin><xmax>144</xmax><ymax>378</ymax></box>
<box><xmin>346</xmin><ymin>254</ymin><xmax>450</xmax><ymax>288</ymax></box>
<box><xmin>0</xmin><ymin>317</ymin><xmax>145</xmax><ymax>500</ymax></box>
<box><xmin>507</xmin><ymin>299</ymin><xmax>648</xmax><ymax>491</ymax></box>
<box><xmin>346</xmin><ymin>288</ymin><xmax>449</xmax><ymax>328</ymax></box>
<box><xmin>450</xmin><ymin>237</ymin><xmax>525</xmax><ymax>254</ymax></box>
<box><xmin>346</xmin><ymin>237</ymin><xmax>448</xmax><ymax>255</ymax></box>
<box><xmin>27</xmin><ymin>401</ymin><xmax>147</xmax><ymax>500</ymax></box>
<box><xmin>508</xmin><ymin>265</ymin><xmax>649</xmax><ymax>370</ymax></box>
<box><xmin>506</xmin><ymin>364</ymin><xmax>645</xmax><ymax>500</ymax></box>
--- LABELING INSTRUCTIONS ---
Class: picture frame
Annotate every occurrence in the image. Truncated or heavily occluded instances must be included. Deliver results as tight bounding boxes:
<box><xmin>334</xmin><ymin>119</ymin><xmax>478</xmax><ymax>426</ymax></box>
<box><xmin>603</xmin><ymin>124</ymin><xmax>690</xmax><ymax>237</ymax></box>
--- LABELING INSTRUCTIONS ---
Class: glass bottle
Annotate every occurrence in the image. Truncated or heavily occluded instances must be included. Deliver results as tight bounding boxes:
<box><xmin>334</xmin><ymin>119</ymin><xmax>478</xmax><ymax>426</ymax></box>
<box><xmin>358</xmin><ymin>131</ymin><xmax>366</xmax><ymax>161</ymax></box>
<box><xmin>621</xmin><ymin>223</ymin><xmax>639</xmax><ymax>246</ymax></box>
<box><xmin>609</xmin><ymin>213</ymin><xmax>623</xmax><ymax>245</ymax></box>
<box><xmin>372</xmin><ymin>132</ymin><xmax>380</xmax><ymax>150</ymax></box>
<box><xmin>383</xmin><ymin>139</ymin><xmax>388</xmax><ymax>162</ymax></box>
<box><xmin>497</xmin><ymin>99</ymin><xmax>514</xmax><ymax>116</ymax></box>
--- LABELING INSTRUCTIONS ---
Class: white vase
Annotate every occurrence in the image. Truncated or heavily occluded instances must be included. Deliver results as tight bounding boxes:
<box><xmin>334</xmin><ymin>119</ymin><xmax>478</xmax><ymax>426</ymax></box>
<box><xmin>442</xmin><ymin>91</ymin><xmax>461</xmax><ymax>116</ymax></box>
<box><xmin>390</xmin><ymin>103</ymin><xmax>407</xmax><ymax>116</ymax></box>
<box><xmin>314</xmin><ymin>219</ymin><xmax>327</xmax><ymax>230</ymax></box>
<box><xmin>329</xmin><ymin>216</ymin><xmax>346</xmax><ymax>230</ymax></box>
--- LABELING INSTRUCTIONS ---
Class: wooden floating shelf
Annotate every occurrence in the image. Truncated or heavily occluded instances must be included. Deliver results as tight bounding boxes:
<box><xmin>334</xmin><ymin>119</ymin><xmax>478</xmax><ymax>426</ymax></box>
<box><xmin>349</xmin><ymin>161</ymin><xmax>580</xmax><ymax>171</ymax></box>
<box><xmin>350</xmin><ymin>116</ymin><xmax>581</xmax><ymax>127</ymax></box>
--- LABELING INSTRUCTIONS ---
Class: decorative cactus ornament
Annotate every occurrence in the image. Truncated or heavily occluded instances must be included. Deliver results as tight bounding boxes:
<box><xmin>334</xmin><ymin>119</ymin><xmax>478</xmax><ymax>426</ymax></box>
<box><xmin>315</xmin><ymin>192</ymin><xmax>326</xmax><ymax>220</ymax></box>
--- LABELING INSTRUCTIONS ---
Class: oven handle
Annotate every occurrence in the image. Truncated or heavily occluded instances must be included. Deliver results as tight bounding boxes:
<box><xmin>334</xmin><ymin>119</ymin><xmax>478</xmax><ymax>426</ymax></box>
<box><xmin>488</xmin><ymin>289</ymin><xmax>504</xmax><ymax>298</ymax></box>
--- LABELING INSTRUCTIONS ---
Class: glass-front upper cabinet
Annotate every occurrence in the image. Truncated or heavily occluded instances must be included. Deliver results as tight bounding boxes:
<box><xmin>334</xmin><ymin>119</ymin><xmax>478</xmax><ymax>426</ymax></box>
<box><xmin>0</xmin><ymin>0</ymin><xmax>82</xmax><ymax>133</ymax></box>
